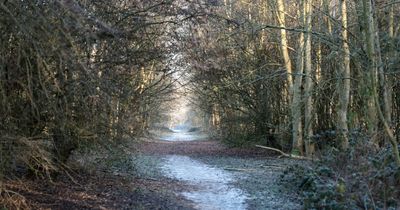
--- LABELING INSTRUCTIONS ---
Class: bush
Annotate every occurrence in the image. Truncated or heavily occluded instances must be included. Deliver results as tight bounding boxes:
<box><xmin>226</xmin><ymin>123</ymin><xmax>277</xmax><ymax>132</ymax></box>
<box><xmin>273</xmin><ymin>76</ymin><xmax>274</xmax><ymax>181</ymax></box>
<box><xmin>281</xmin><ymin>137</ymin><xmax>400</xmax><ymax>209</ymax></box>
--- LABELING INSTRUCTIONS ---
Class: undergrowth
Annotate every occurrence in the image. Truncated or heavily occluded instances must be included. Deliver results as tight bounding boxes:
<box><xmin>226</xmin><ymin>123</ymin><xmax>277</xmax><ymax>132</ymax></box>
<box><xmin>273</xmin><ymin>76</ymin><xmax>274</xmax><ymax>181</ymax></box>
<box><xmin>0</xmin><ymin>188</ymin><xmax>30</xmax><ymax>210</ymax></box>
<box><xmin>0</xmin><ymin>137</ymin><xmax>138</xmax><ymax>209</ymax></box>
<box><xmin>281</xmin><ymin>136</ymin><xmax>400</xmax><ymax>209</ymax></box>
<box><xmin>67</xmin><ymin>137</ymin><xmax>137</xmax><ymax>176</ymax></box>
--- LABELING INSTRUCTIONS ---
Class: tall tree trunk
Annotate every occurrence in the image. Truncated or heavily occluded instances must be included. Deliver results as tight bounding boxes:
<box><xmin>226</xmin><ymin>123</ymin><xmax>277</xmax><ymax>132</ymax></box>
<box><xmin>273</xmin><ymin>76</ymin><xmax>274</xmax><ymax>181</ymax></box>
<box><xmin>361</xmin><ymin>0</ymin><xmax>378</xmax><ymax>140</ymax></box>
<box><xmin>323</xmin><ymin>0</ymin><xmax>332</xmax><ymax>34</ymax></box>
<box><xmin>337</xmin><ymin>0</ymin><xmax>350</xmax><ymax>150</ymax></box>
<box><xmin>291</xmin><ymin>0</ymin><xmax>305</xmax><ymax>155</ymax></box>
<box><xmin>292</xmin><ymin>47</ymin><xmax>304</xmax><ymax>154</ymax></box>
<box><xmin>303</xmin><ymin>0</ymin><xmax>314</xmax><ymax>156</ymax></box>
<box><xmin>315</xmin><ymin>0</ymin><xmax>323</xmax><ymax>131</ymax></box>
<box><xmin>386</xmin><ymin>0</ymin><xmax>394</xmax><ymax>124</ymax></box>
<box><xmin>276</xmin><ymin>0</ymin><xmax>294</xmax><ymax>91</ymax></box>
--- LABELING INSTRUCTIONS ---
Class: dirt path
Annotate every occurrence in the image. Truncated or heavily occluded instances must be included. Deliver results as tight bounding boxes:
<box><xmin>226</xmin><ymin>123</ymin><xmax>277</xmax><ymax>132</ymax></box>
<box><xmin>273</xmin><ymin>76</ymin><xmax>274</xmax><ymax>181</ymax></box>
<box><xmin>135</xmin><ymin>133</ymin><xmax>302</xmax><ymax>210</ymax></box>
<box><xmin>3</xmin><ymin>133</ymin><xmax>302</xmax><ymax>210</ymax></box>
<box><xmin>138</xmin><ymin>140</ymin><xmax>275</xmax><ymax>157</ymax></box>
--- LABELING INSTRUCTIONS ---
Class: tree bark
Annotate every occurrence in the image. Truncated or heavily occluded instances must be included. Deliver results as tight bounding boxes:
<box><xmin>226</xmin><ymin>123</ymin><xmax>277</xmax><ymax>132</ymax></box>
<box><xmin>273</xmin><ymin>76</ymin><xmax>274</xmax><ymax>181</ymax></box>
<box><xmin>361</xmin><ymin>0</ymin><xmax>378</xmax><ymax>140</ymax></box>
<box><xmin>303</xmin><ymin>0</ymin><xmax>314</xmax><ymax>156</ymax></box>
<box><xmin>292</xmin><ymin>0</ymin><xmax>306</xmax><ymax>155</ymax></box>
<box><xmin>337</xmin><ymin>0</ymin><xmax>350</xmax><ymax>150</ymax></box>
<box><xmin>276</xmin><ymin>0</ymin><xmax>294</xmax><ymax>91</ymax></box>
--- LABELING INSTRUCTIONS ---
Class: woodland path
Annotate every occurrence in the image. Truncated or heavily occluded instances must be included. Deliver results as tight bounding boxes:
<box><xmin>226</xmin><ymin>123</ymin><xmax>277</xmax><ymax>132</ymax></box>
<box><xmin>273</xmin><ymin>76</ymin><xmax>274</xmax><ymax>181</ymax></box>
<box><xmin>135</xmin><ymin>130</ymin><xmax>302</xmax><ymax>210</ymax></box>
<box><xmin>3</xmin><ymin>130</ymin><xmax>302</xmax><ymax>210</ymax></box>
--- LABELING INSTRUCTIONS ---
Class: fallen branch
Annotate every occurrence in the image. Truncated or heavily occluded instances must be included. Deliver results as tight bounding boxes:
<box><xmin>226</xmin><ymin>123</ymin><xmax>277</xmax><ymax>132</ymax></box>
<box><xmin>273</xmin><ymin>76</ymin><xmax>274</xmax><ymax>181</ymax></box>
<box><xmin>255</xmin><ymin>145</ymin><xmax>316</xmax><ymax>161</ymax></box>
<box><xmin>260</xmin><ymin>164</ymin><xmax>286</xmax><ymax>169</ymax></box>
<box><xmin>224</xmin><ymin>167</ymin><xmax>258</xmax><ymax>172</ymax></box>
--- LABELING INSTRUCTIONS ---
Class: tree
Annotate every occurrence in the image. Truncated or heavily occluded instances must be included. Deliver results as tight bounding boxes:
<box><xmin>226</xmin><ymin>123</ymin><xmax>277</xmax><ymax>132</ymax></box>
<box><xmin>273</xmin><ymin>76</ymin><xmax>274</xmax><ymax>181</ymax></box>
<box><xmin>303</xmin><ymin>0</ymin><xmax>314</xmax><ymax>156</ymax></box>
<box><xmin>337</xmin><ymin>0</ymin><xmax>351</xmax><ymax>150</ymax></box>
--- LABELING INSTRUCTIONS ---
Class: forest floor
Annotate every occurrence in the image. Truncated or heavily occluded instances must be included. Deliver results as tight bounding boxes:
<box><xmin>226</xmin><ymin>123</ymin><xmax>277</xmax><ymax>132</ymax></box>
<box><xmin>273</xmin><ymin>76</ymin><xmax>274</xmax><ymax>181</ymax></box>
<box><xmin>3</xmin><ymin>131</ymin><xmax>303</xmax><ymax>210</ymax></box>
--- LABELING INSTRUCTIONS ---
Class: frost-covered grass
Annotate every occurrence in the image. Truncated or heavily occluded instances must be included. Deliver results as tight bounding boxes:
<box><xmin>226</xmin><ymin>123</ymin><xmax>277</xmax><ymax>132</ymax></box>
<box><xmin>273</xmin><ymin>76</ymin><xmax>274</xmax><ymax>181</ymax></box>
<box><xmin>197</xmin><ymin>156</ymin><xmax>303</xmax><ymax>210</ymax></box>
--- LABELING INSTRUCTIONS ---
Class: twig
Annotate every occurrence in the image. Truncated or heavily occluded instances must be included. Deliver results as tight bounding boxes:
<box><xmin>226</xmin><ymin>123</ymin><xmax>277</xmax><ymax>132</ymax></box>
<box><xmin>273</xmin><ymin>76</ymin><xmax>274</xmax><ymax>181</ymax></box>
<box><xmin>2</xmin><ymin>189</ymin><xmax>25</xmax><ymax>199</ymax></box>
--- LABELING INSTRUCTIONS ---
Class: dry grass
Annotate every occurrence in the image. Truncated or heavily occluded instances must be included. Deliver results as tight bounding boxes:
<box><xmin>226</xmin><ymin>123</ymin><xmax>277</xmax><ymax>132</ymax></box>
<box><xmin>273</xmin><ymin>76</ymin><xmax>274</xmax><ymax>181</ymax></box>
<box><xmin>0</xmin><ymin>187</ymin><xmax>30</xmax><ymax>210</ymax></box>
